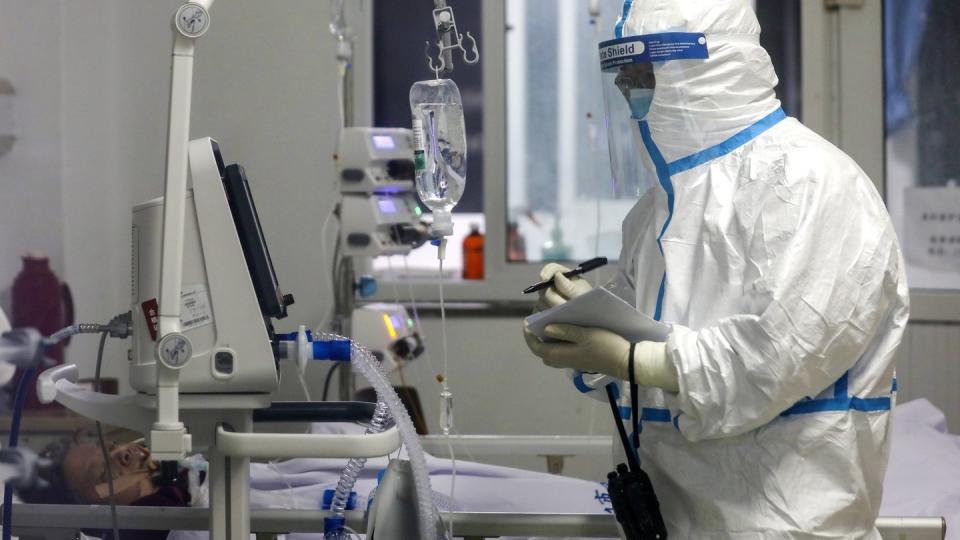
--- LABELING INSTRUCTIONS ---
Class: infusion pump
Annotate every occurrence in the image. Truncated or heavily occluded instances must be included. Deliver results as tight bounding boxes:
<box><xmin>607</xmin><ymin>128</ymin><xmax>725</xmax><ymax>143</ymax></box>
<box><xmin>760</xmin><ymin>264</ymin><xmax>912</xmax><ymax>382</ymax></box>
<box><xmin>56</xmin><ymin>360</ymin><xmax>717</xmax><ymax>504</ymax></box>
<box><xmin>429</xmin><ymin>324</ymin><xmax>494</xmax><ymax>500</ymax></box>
<box><xmin>337</xmin><ymin>127</ymin><xmax>428</xmax><ymax>257</ymax></box>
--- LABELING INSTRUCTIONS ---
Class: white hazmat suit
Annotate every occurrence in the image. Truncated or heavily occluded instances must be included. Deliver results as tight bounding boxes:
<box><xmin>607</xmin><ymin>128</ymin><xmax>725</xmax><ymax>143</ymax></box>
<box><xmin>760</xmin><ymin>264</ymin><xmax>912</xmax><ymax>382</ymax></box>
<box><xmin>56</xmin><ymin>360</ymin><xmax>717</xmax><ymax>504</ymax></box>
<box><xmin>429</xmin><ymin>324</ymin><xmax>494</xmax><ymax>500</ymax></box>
<box><xmin>529</xmin><ymin>0</ymin><xmax>910</xmax><ymax>537</ymax></box>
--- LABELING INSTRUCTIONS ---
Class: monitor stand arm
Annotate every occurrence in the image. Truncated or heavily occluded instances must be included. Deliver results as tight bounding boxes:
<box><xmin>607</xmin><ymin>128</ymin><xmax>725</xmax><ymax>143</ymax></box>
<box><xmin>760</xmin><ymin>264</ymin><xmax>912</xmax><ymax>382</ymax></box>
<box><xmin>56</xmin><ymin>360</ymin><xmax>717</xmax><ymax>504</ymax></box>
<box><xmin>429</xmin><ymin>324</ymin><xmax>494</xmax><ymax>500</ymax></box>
<box><xmin>154</xmin><ymin>0</ymin><xmax>215</xmax><ymax>461</ymax></box>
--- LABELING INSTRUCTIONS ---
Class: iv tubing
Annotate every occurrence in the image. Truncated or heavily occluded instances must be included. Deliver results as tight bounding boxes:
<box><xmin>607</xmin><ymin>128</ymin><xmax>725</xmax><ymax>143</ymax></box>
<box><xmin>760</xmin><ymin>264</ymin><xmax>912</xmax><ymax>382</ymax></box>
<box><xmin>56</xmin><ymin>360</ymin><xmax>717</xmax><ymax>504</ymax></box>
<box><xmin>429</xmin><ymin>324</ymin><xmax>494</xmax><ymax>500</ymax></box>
<box><xmin>437</xmin><ymin>240</ymin><xmax>449</xmax><ymax>384</ymax></box>
<box><xmin>1</xmin><ymin>366</ymin><xmax>33</xmax><ymax>540</ymax></box>
<box><xmin>1</xmin><ymin>322</ymin><xmax>62</xmax><ymax>540</ymax></box>
<box><xmin>437</xmin><ymin>239</ymin><xmax>456</xmax><ymax>539</ymax></box>
<box><xmin>44</xmin><ymin>323</ymin><xmax>102</xmax><ymax>347</ymax></box>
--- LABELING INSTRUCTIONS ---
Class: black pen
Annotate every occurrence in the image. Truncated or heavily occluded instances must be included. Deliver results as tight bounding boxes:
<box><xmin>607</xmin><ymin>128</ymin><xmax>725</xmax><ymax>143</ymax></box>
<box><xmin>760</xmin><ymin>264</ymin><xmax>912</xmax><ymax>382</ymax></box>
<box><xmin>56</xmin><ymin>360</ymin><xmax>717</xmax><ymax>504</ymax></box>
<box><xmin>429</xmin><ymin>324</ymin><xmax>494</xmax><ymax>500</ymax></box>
<box><xmin>522</xmin><ymin>257</ymin><xmax>608</xmax><ymax>294</ymax></box>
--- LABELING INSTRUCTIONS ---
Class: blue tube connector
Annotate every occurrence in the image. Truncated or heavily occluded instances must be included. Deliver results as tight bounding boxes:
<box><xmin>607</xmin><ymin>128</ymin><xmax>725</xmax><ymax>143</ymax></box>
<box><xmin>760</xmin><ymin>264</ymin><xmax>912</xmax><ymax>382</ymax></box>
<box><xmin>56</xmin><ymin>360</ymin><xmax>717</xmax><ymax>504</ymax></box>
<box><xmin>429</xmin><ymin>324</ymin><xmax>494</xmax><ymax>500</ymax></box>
<box><xmin>280</xmin><ymin>330</ymin><xmax>314</xmax><ymax>341</ymax></box>
<box><xmin>321</xmin><ymin>489</ymin><xmax>357</xmax><ymax>510</ymax></box>
<box><xmin>312</xmin><ymin>340</ymin><xmax>351</xmax><ymax>362</ymax></box>
<box><xmin>275</xmin><ymin>330</ymin><xmax>351</xmax><ymax>362</ymax></box>
<box><xmin>323</xmin><ymin>516</ymin><xmax>346</xmax><ymax>536</ymax></box>
<box><xmin>357</xmin><ymin>276</ymin><xmax>378</xmax><ymax>298</ymax></box>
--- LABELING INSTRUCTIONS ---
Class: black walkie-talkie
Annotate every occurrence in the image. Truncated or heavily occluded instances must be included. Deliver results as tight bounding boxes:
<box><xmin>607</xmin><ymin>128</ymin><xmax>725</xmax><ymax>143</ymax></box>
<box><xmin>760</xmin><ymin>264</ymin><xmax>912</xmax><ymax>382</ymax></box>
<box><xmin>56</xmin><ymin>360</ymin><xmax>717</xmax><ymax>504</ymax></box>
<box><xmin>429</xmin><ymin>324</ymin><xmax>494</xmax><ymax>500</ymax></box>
<box><xmin>608</xmin><ymin>463</ymin><xmax>668</xmax><ymax>539</ymax></box>
<box><xmin>604</xmin><ymin>353</ymin><xmax>669</xmax><ymax>540</ymax></box>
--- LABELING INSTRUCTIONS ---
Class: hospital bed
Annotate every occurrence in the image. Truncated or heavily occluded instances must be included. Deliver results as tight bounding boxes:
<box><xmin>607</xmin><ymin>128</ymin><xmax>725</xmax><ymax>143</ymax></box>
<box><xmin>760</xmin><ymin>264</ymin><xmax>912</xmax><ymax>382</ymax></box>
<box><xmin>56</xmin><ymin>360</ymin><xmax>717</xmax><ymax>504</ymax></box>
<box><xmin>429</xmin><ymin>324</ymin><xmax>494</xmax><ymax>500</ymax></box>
<box><xmin>4</xmin><ymin>398</ymin><xmax>955</xmax><ymax>540</ymax></box>
<box><xmin>2</xmin><ymin>505</ymin><xmax>946</xmax><ymax>540</ymax></box>
<box><xmin>4</xmin><ymin>395</ymin><xmax>953</xmax><ymax>539</ymax></box>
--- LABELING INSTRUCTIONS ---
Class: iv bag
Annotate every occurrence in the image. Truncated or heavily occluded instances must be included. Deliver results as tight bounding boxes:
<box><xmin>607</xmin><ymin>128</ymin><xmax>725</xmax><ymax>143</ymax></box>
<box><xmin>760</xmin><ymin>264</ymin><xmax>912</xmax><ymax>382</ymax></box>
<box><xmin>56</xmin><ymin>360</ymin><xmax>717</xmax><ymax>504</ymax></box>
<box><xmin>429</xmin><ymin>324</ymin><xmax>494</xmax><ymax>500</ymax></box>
<box><xmin>409</xmin><ymin>79</ymin><xmax>467</xmax><ymax>237</ymax></box>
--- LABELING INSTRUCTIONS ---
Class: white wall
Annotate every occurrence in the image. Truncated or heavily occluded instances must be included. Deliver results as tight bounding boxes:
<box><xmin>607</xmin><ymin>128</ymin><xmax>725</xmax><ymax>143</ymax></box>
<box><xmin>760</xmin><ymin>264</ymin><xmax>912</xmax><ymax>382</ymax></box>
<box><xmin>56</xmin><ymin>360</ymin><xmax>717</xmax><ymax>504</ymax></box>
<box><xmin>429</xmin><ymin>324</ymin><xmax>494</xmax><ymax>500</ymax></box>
<box><xmin>0</xmin><ymin>0</ymin><xmax>371</xmax><ymax>392</ymax></box>
<box><xmin>0</xmin><ymin>1</ymin><xmax>66</xmax><ymax>313</ymax></box>
<box><xmin>58</xmin><ymin>1</ymin><xmax>129</xmax><ymax>389</ymax></box>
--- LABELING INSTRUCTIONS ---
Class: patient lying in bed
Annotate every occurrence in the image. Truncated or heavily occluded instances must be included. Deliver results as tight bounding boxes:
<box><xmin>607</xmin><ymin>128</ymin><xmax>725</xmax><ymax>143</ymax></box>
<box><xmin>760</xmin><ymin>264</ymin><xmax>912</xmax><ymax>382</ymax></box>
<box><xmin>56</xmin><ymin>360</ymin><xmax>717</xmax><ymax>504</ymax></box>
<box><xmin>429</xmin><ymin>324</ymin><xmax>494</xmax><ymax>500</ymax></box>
<box><xmin>19</xmin><ymin>398</ymin><xmax>960</xmax><ymax>540</ymax></box>
<box><xmin>18</xmin><ymin>429</ymin><xmax>612</xmax><ymax>540</ymax></box>
<box><xmin>17</xmin><ymin>434</ymin><xmax>196</xmax><ymax>539</ymax></box>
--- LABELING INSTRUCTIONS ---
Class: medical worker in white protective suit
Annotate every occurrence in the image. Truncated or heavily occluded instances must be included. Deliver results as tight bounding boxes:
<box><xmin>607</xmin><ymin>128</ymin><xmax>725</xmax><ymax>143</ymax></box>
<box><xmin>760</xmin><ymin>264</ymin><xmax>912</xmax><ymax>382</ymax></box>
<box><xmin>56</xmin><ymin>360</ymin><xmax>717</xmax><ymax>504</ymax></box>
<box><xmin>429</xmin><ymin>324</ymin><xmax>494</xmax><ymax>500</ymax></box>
<box><xmin>524</xmin><ymin>0</ymin><xmax>910</xmax><ymax>538</ymax></box>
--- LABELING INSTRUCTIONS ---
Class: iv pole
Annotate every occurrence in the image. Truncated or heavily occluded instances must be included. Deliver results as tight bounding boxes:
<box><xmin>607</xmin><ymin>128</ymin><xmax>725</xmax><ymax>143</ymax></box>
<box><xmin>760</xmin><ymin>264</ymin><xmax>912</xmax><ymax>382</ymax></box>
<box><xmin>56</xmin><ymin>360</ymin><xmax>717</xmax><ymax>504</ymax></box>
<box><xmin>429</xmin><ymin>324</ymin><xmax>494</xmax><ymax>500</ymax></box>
<box><xmin>330</xmin><ymin>0</ymin><xmax>478</xmax><ymax>401</ymax></box>
<box><xmin>330</xmin><ymin>0</ymin><xmax>358</xmax><ymax>401</ymax></box>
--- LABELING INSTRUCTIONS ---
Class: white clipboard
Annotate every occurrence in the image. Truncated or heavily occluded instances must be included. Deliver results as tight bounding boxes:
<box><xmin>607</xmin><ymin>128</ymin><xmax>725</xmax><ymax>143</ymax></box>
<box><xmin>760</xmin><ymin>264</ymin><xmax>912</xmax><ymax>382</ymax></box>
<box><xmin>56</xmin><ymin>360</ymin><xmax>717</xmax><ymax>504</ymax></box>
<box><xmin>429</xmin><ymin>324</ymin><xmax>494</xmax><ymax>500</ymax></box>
<box><xmin>524</xmin><ymin>287</ymin><xmax>669</xmax><ymax>342</ymax></box>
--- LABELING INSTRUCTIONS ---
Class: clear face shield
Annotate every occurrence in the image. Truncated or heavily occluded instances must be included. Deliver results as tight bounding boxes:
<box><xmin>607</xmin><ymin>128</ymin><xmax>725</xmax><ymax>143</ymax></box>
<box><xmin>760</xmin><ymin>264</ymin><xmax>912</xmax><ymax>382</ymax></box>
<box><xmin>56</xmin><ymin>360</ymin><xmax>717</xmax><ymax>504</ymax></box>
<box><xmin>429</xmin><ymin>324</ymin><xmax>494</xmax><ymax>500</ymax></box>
<box><xmin>598</xmin><ymin>33</ymin><xmax>709</xmax><ymax>197</ymax></box>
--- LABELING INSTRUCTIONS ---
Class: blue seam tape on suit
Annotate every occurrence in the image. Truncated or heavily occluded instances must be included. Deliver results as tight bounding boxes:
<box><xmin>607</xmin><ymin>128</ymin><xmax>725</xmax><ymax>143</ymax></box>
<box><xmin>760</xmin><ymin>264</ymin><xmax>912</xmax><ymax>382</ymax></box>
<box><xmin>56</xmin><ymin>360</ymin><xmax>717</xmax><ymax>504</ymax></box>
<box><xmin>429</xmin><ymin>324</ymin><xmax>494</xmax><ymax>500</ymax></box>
<box><xmin>639</xmin><ymin>121</ymin><xmax>673</xmax><ymax>322</ymax></box>
<box><xmin>614</xmin><ymin>0</ymin><xmax>634</xmax><ymax>39</ymax></box>
<box><xmin>667</xmin><ymin>108</ymin><xmax>787</xmax><ymax>176</ymax></box>
<box><xmin>630</xmin><ymin>374</ymin><xmax>893</xmax><ymax>436</ymax></box>
<box><xmin>834</xmin><ymin>372</ymin><xmax>849</xmax><ymax>399</ymax></box>
<box><xmin>641</xmin><ymin>109</ymin><xmax>787</xmax><ymax>322</ymax></box>
<box><xmin>573</xmin><ymin>373</ymin><xmax>594</xmax><ymax>394</ymax></box>
<box><xmin>781</xmin><ymin>396</ymin><xmax>891</xmax><ymax>416</ymax></box>
<box><xmin>574</xmin><ymin>376</ymin><xmax>632</xmax><ymax>419</ymax></box>
<box><xmin>779</xmin><ymin>371</ymin><xmax>892</xmax><ymax>416</ymax></box>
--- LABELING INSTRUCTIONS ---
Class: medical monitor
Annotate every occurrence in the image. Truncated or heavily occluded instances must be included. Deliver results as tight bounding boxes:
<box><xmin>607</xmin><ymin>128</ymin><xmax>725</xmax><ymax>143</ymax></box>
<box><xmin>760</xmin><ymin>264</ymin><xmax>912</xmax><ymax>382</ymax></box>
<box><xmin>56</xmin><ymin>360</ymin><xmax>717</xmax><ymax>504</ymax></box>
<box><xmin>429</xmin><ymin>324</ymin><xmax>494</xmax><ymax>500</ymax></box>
<box><xmin>220</xmin><ymin>155</ymin><xmax>291</xmax><ymax>320</ymax></box>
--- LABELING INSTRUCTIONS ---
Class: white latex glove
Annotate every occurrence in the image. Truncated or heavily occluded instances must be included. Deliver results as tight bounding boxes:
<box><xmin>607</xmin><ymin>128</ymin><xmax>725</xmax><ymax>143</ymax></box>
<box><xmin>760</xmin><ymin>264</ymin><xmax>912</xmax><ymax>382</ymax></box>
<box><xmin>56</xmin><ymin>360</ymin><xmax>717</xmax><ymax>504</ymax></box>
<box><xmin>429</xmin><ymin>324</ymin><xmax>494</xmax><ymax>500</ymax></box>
<box><xmin>524</xmin><ymin>323</ymin><xmax>679</xmax><ymax>392</ymax></box>
<box><xmin>534</xmin><ymin>263</ymin><xmax>593</xmax><ymax>312</ymax></box>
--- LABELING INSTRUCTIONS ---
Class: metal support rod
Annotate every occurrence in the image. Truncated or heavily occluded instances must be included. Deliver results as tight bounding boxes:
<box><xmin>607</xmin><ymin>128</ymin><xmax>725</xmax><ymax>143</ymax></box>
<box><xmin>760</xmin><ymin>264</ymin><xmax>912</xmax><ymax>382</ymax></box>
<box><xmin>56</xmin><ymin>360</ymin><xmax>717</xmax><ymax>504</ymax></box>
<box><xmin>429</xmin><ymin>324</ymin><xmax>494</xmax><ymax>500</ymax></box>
<box><xmin>333</xmin><ymin>6</ymin><xmax>356</xmax><ymax>402</ymax></box>
<box><xmin>5</xmin><ymin>505</ymin><xmax>946</xmax><ymax>539</ymax></box>
<box><xmin>335</xmin><ymin>258</ymin><xmax>356</xmax><ymax>401</ymax></box>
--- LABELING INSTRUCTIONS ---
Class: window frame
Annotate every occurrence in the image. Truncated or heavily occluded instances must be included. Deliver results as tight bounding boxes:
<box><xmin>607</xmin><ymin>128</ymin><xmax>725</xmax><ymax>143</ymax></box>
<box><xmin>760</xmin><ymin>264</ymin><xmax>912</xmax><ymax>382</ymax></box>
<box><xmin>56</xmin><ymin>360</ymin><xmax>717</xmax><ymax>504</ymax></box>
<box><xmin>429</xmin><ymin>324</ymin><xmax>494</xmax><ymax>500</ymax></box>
<box><xmin>803</xmin><ymin>0</ymin><xmax>960</xmax><ymax>321</ymax></box>
<box><xmin>369</xmin><ymin>0</ymin><xmax>619</xmax><ymax>305</ymax></box>
<box><xmin>374</xmin><ymin>0</ymin><xmax>955</xmax><ymax>316</ymax></box>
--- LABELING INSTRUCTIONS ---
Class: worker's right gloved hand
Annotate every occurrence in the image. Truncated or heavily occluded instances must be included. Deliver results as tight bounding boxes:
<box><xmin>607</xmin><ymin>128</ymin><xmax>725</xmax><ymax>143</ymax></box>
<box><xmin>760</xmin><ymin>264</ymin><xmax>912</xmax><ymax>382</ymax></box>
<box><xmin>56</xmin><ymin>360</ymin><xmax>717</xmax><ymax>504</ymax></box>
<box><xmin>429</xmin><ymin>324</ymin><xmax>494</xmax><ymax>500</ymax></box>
<box><xmin>534</xmin><ymin>263</ymin><xmax>593</xmax><ymax>313</ymax></box>
<box><xmin>523</xmin><ymin>324</ymin><xmax>679</xmax><ymax>392</ymax></box>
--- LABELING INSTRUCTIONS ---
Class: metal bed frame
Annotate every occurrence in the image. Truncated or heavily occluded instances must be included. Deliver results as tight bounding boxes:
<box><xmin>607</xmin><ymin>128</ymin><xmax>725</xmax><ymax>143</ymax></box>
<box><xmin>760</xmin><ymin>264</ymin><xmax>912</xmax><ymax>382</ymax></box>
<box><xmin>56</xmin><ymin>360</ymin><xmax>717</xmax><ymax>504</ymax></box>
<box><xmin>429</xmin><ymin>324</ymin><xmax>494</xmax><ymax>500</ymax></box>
<box><xmin>3</xmin><ymin>504</ymin><xmax>946</xmax><ymax>540</ymax></box>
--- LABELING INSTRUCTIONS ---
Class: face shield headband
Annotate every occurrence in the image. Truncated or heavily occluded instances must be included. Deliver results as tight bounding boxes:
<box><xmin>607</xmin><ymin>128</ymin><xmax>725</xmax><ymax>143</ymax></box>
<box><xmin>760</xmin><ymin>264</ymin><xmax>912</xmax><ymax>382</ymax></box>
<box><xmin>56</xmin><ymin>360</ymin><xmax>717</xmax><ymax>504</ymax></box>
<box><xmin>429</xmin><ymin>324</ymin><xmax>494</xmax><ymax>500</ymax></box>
<box><xmin>598</xmin><ymin>33</ymin><xmax>709</xmax><ymax>198</ymax></box>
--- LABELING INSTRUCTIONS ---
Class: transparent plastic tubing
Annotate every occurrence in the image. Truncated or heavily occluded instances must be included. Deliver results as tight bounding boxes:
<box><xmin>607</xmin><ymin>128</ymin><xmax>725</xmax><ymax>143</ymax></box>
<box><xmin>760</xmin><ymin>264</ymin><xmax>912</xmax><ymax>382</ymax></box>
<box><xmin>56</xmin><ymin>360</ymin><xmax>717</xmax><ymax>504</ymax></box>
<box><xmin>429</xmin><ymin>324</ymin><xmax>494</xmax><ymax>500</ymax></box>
<box><xmin>322</xmin><ymin>333</ymin><xmax>441</xmax><ymax>540</ymax></box>
<box><xmin>328</xmin><ymin>399</ymin><xmax>389</xmax><ymax>516</ymax></box>
<box><xmin>2</xmin><ymin>366</ymin><xmax>33</xmax><ymax>540</ymax></box>
<box><xmin>44</xmin><ymin>323</ymin><xmax>100</xmax><ymax>347</ymax></box>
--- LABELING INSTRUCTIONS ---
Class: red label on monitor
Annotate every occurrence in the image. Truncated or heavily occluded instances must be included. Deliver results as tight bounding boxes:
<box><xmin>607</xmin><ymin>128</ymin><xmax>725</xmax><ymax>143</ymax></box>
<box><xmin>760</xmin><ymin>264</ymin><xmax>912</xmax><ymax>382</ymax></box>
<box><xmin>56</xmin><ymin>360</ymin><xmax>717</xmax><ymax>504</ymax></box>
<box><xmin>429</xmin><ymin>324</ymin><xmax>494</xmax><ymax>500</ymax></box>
<box><xmin>141</xmin><ymin>298</ymin><xmax>159</xmax><ymax>341</ymax></box>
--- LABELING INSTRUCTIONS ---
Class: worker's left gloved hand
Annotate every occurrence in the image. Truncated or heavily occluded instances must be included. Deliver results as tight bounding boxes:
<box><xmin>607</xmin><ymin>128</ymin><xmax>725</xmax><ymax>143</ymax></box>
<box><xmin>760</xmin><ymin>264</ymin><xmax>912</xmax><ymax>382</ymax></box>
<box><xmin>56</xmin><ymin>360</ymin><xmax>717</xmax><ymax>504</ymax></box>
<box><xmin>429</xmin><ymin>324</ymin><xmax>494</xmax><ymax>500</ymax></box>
<box><xmin>524</xmin><ymin>323</ymin><xmax>679</xmax><ymax>392</ymax></box>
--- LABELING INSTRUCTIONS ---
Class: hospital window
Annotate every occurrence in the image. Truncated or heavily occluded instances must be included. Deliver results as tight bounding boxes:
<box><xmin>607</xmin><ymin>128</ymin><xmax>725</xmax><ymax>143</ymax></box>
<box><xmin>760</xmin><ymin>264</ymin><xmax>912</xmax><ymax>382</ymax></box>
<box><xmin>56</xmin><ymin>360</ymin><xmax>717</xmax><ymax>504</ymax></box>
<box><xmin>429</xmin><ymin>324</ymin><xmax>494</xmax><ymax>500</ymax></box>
<box><xmin>504</xmin><ymin>0</ymin><xmax>802</xmax><ymax>265</ymax></box>
<box><xmin>370</xmin><ymin>1</ymin><xmax>801</xmax><ymax>280</ymax></box>
<box><xmin>884</xmin><ymin>0</ymin><xmax>960</xmax><ymax>292</ymax></box>
<box><xmin>372</xmin><ymin>0</ymin><xmax>484</xmax><ymax>274</ymax></box>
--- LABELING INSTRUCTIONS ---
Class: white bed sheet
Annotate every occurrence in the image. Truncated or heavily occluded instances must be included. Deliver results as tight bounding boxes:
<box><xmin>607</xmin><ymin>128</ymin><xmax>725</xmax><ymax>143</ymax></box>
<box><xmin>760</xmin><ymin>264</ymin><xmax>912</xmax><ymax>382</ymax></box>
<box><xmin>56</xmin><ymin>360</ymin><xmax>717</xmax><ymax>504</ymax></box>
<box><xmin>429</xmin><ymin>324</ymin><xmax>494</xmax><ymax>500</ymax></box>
<box><xmin>881</xmin><ymin>398</ymin><xmax>960</xmax><ymax>539</ymax></box>
<box><xmin>170</xmin><ymin>422</ymin><xmax>614</xmax><ymax>540</ymax></box>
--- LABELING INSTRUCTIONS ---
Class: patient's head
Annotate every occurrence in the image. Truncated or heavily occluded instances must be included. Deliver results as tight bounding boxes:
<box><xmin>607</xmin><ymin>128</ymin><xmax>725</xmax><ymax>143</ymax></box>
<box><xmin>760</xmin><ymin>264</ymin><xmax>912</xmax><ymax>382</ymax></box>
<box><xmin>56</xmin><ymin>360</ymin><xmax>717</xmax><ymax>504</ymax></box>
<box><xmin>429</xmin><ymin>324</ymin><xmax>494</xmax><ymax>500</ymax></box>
<box><xmin>62</xmin><ymin>438</ymin><xmax>158</xmax><ymax>504</ymax></box>
<box><xmin>19</xmin><ymin>433</ymin><xmax>160</xmax><ymax>505</ymax></box>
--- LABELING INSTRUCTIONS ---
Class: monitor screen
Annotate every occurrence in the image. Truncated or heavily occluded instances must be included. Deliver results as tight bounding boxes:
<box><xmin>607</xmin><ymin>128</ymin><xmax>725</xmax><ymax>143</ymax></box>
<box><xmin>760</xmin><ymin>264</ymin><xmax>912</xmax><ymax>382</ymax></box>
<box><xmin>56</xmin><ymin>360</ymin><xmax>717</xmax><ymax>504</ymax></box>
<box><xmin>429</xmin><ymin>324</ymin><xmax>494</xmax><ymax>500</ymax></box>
<box><xmin>222</xmin><ymin>161</ymin><xmax>290</xmax><ymax>320</ymax></box>
<box><xmin>372</xmin><ymin>134</ymin><xmax>396</xmax><ymax>150</ymax></box>
<box><xmin>377</xmin><ymin>198</ymin><xmax>398</xmax><ymax>214</ymax></box>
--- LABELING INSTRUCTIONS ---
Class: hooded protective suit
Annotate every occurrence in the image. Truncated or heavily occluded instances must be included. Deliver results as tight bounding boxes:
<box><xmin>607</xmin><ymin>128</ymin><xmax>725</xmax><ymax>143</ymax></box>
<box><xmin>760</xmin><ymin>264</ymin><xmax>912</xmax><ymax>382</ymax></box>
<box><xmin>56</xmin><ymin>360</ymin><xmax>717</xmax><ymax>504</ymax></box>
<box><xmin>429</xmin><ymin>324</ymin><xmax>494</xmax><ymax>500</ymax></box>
<box><xmin>568</xmin><ymin>1</ymin><xmax>910</xmax><ymax>538</ymax></box>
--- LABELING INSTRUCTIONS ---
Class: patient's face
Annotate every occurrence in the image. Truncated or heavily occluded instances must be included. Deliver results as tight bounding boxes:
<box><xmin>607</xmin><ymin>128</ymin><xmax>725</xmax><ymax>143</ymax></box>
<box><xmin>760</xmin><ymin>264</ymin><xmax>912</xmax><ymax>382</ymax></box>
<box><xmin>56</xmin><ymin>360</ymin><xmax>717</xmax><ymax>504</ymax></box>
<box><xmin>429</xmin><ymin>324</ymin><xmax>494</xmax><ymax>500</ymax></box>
<box><xmin>62</xmin><ymin>441</ymin><xmax>159</xmax><ymax>504</ymax></box>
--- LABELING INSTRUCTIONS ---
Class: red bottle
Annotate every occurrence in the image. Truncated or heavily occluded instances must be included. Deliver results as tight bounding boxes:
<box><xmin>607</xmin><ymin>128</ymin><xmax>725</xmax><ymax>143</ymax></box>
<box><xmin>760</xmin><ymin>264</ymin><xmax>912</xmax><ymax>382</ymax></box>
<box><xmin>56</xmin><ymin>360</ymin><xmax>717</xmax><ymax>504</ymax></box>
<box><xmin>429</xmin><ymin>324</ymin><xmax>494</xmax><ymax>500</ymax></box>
<box><xmin>462</xmin><ymin>224</ymin><xmax>484</xmax><ymax>280</ymax></box>
<box><xmin>11</xmin><ymin>253</ymin><xmax>72</xmax><ymax>411</ymax></box>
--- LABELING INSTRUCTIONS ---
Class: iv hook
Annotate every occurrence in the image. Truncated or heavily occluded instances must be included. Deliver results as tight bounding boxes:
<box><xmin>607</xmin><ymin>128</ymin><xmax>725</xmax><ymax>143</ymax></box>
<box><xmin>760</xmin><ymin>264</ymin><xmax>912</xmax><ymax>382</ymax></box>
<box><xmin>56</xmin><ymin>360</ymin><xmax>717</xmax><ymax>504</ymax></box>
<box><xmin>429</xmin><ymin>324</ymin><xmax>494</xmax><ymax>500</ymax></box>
<box><xmin>425</xmin><ymin>40</ymin><xmax>447</xmax><ymax>79</ymax></box>
<box><xmin>424</xmin><ymin>6</ymin><xmax>480</xmax><ymax>75</ymax></box>
<box><xmin>461</xmin><ymin>31</ymin><xmax>479</xmax><ymax>65</ymax></box>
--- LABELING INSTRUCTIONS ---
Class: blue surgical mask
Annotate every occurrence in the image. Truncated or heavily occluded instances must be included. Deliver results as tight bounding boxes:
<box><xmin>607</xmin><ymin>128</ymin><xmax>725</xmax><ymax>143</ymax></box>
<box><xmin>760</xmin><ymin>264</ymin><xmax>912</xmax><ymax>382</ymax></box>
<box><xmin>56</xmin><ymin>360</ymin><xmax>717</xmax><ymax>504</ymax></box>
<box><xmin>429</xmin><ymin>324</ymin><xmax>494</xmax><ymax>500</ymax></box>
<box><xmin>628</xmin><ymin>88</ymin><xmax>655</xmax><ymax>120</ymax></box>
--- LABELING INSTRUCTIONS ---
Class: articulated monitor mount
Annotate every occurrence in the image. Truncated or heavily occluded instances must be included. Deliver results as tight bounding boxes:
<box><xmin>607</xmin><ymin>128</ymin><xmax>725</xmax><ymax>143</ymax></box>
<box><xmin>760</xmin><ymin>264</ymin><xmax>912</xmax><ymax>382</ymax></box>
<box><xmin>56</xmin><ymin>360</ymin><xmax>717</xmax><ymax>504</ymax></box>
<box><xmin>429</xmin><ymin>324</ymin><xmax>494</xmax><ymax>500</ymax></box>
<box><xmin>147</xmin><ymin>0</ymin><xmax>291</xmax><ymax>461</ymax></box>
